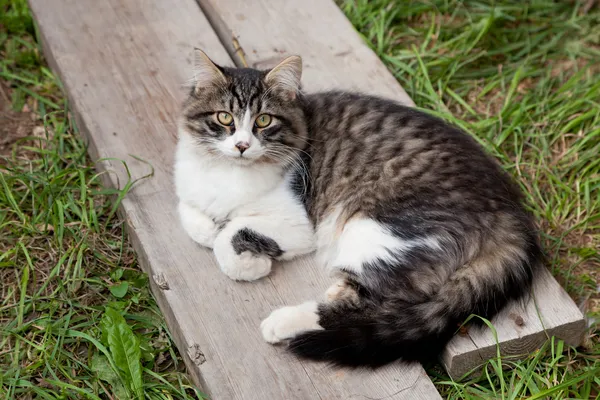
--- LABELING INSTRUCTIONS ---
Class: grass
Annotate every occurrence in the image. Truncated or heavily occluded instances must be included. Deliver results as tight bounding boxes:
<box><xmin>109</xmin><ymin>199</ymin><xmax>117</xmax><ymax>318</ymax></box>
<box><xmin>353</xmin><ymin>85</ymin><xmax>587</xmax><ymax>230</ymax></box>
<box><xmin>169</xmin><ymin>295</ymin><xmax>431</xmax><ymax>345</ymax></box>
<box><xmin>0</xmin><ymin>0</ymin><xmax>203</xmax><ymax>398</ymax></box>
<box><xmin>340</xmin><ymin>0</ymin><xmax>600</xmax><ymax>398</ymax></box>
<box><xmin>1</xmin><ymin>0</ymin><xmax>598</xmax><ymax>398</ymax></box>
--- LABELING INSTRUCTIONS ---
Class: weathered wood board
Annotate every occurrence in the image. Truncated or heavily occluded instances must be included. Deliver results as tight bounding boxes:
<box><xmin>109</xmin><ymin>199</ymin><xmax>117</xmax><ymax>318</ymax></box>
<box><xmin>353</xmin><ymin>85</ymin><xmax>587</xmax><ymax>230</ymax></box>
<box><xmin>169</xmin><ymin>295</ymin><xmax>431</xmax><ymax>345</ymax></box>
<box><xmin>29</xmin><ymin>0</ymin><xmax>441</xmax><ymax>398</ymax></box>
<box><xmin>195</xmin><ymin>0</ymin><xmax>415</xmax><ymax>104</ymax></box>
<box><xmin>194</xmin><ymin>0</ymin><xmax>587</xmax><ymax>381</ymax></box>
<box><xmin>443</xmin><ymin>267</ymin><xmax>586</xmax><ymax>379</ymax></box>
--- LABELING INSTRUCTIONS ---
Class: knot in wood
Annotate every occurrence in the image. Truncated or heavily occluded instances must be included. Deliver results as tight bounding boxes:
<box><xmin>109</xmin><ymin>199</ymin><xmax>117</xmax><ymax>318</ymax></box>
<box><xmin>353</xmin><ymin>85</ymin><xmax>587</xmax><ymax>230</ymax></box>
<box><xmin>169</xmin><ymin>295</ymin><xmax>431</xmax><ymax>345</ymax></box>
<box><xmin>153</xmin><ymin>273</ymin><xmax>169</xmax><ymax>290</ymax></box>
<box><xmin>187</xmin><ymin>343</ymin><xmax>206</xmax><ymax>365</ymax></box>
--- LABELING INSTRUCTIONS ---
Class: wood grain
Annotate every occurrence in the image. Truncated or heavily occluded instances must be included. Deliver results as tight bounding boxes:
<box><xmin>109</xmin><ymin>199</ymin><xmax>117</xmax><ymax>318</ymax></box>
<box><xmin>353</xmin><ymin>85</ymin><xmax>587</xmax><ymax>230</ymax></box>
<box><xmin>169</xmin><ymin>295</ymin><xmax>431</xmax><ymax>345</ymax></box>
<box><xmin>28</xmin><ymin>0</ymin><xmax>441</xmax><ymax>398</ymax></box>
<box><xmin>442</xmin><ymin>268</ymin><xmax>586</xmax><ymax>379</ymax></box>
<box><xmin>195</xmin><ymin>0</ymin><xmax>414</xmax><ymax>106</ymax></box>
<box><xmin>443</xmin><ymin>267</ymin><xmax>586</xmax><ymax>379</ymax></box>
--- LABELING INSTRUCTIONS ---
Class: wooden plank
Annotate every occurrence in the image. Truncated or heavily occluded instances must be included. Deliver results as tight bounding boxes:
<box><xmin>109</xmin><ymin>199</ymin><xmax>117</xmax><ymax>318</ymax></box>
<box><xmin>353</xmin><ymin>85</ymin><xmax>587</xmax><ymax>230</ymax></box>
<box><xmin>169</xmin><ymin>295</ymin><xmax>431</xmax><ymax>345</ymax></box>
<box><xmin>443</xmin><ymin>267</ymin><xmax>586</xmax><ymax>379</ymax></box>
<box><xmin>195</xmin><ymin>0</ymin><xmax>414</xmax><ymax>106</ymax></box>
<box><xmin>29</xmin><ymin>0</ymin><xmax>442</xmax><ymax>398</ymax></box>
<box><xmin>194</xmin><ymin>0</ymin><xmax>587</xmax><ymax>381</ymax></box>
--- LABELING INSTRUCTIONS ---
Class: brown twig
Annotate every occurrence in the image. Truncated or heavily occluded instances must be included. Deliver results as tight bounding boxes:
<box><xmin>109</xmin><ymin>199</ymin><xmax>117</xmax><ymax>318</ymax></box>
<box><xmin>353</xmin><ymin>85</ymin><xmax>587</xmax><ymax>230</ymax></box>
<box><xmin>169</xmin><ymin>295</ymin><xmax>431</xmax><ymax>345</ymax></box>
<box><xmin>231</xmin><ymin>37</ymin><xmax>248</xmax><ymax>67</ymax></box>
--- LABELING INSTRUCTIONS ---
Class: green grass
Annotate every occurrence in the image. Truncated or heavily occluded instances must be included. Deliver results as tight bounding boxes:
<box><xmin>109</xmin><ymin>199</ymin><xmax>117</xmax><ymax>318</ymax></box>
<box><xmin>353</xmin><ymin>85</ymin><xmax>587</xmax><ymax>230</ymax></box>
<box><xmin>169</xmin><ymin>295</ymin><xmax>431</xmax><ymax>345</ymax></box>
<box><xmin>0</xmin><ymin>0</ymin><xmax>203</xmax><ymax>398</ymax></box>
<box><xmin>1</xmin><ymin>0</ymin><xmax>599</xmax><ymax>398</ymax></box>
<box><xmin>340</xmin><ymin>0</ymin><xmax>600</xmax><ymax>398</ymax></box>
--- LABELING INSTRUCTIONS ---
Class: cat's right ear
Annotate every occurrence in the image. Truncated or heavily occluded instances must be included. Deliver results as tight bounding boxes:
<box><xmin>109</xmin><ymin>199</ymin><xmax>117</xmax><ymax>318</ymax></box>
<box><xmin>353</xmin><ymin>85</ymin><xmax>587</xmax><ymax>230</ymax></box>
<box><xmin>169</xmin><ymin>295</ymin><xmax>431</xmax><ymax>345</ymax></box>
<box><xmin>265</xmin><ymin>55</ymin><xmax>302</xmax><ymax>100</ymax></box>
<box><xmin>193</xmin><ymin>49</ymin><xmax>226</xmax><ymax>93</ymax></box>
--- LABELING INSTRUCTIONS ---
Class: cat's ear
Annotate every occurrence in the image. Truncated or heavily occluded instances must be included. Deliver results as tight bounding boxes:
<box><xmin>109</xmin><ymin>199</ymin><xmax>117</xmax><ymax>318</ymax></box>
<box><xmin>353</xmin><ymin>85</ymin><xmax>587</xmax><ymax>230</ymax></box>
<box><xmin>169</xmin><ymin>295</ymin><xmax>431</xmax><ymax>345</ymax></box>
<box><xmin>193</xmin><ymin>49</ymin><xmax>226</xmax><ymax>92</ymax></box>
<box><xmin>265</xmin><ymin>55</ymin><xmax>302</xmax><ymax>99</ymax></box>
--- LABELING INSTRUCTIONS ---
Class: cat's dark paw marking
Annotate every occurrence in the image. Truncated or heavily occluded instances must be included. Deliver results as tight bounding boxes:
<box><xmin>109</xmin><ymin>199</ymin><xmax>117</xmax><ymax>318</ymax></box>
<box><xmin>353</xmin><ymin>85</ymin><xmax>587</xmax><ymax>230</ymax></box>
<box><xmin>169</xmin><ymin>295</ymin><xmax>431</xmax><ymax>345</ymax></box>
<box><xmin>231</xmin><ymin>228</ymin><xmax>283</xmax><ymax>258</ymax></box>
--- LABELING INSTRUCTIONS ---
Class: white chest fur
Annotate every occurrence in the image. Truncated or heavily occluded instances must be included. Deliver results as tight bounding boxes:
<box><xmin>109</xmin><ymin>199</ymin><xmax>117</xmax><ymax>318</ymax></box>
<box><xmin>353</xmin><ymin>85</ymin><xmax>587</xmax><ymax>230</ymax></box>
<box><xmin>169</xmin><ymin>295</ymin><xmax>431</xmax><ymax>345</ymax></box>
<box><xmin>174</xmin><ymin>133</ymin><xmax>286</xmax><ymax>221</ymax></box>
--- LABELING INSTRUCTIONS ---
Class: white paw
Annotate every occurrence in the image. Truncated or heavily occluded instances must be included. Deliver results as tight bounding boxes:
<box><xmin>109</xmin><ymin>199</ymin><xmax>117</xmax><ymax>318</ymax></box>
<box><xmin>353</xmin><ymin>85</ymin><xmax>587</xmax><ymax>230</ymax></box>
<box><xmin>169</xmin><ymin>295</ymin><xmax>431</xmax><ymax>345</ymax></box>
<box><xmin>178</xmin><ymin>202</ymin><xmax>218</xmax><ymax>248</ymax></box>
<box><xmin>325</xmin><ymin>280</ymin><xmax>347</xmax><ymax>302</ymax></box>
<box><xmin>261</xmin><ymin>301</ymin><xmax>323</xmax><ymax>344</ymax></box>
<box><xmin>214</xmin><ymin>245</ymin><xmax>272</xmax><ymax>281</ymax></box>
<box><xmin>325</xmin><ymin>279</ymin><xmax>358</xmax><ymax>303</ymax></box>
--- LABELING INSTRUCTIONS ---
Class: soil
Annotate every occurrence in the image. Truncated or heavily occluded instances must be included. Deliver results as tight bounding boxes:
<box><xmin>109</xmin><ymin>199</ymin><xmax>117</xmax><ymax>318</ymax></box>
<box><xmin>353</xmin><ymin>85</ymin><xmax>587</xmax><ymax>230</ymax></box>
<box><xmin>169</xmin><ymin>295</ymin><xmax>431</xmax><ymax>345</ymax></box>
<box><xmin>0</xmin><ymin>82</ymin><xmax>39</xmax><ymax>159</ymax></box>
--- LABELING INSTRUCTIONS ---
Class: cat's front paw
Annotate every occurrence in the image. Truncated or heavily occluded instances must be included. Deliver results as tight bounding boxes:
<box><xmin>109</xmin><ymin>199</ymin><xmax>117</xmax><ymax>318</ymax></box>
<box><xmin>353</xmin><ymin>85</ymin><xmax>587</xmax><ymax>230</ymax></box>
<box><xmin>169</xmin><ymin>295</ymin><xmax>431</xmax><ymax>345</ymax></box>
<box><xmin>213</xmin><ymin>240</ymin><xmax>272</xmax><ymax>281</ymax></box>
<box><xmin>178</xmin><ymin>202</ymin><xmax>218</xmax><ymax>248</ymax></box>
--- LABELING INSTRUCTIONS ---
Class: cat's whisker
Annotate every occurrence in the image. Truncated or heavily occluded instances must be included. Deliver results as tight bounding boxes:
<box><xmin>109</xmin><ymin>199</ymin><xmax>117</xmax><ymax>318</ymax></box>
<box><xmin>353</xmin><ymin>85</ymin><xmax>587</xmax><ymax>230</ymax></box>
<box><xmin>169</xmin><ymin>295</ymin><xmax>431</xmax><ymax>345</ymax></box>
<box><xmin>265</xmin><ymin>148</ymin><xmax>310</xmax><ymax>198</ymax></box>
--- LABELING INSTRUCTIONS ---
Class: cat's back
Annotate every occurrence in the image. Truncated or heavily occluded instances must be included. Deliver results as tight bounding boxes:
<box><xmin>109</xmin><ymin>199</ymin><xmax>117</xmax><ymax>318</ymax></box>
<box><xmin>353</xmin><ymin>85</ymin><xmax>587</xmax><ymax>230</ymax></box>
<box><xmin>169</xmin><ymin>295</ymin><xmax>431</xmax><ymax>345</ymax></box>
<box><xmin>303</xmin><ymin>91</ymin><xmax>523</xmax><ymax>221</ymax></box>
<box><xmin>304</xmin><ymin>91</ymin><xmax>487</xmax><ymax>159</ymax></box>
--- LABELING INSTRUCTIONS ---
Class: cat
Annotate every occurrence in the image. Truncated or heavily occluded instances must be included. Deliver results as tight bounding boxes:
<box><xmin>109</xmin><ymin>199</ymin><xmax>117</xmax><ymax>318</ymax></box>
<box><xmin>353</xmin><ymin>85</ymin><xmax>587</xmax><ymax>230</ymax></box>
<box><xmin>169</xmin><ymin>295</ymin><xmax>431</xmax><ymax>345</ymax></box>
<box><xmin>174</xmin><ymin>50</ymin><xmax>543</xmax><ymax>367</ymax></box>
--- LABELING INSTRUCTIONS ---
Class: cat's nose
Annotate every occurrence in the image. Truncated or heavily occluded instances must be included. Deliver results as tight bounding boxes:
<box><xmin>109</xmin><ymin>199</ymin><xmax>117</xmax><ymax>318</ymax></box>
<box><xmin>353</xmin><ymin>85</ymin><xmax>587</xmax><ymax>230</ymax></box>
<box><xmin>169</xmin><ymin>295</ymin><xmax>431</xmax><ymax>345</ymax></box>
<box><xmin>235</xmin><ymin>141</ymin><xmax>250</xmax><ymax>154</ymax></box>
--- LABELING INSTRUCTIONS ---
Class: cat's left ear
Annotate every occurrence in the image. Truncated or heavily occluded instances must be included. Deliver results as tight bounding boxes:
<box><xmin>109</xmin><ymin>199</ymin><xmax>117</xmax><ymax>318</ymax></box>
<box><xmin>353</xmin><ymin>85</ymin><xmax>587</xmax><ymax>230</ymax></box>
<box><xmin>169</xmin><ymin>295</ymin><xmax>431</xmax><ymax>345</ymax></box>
<box><xmin>193</xmin><ymin>48</ymin><xmax>227</xmax><ymax>93</ymax></box>
<box><xmin>265</xmin><ymin>55</ymin><xmax>302</xmax><ymax>100</ymax></box>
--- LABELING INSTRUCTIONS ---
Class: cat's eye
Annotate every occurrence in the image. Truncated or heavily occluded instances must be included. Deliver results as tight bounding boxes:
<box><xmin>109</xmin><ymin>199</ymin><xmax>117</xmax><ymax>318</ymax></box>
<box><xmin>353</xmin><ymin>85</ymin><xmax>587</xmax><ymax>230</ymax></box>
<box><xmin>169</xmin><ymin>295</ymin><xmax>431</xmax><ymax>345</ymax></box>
<box><xmin>217</xmin><ymin>112</ymin><xmax>233</xmax><ymax>126</ymax></box>
<box><xmin>255</xmin><ymin>114</ymin><xmax>272</xmax><ymax>128</ymax></box>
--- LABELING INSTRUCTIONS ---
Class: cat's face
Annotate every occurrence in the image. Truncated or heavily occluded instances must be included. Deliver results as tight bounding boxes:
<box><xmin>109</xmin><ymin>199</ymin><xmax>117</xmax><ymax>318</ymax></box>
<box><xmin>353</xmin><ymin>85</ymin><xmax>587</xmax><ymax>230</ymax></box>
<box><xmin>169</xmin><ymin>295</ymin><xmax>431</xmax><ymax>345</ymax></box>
<box><xmin>181</xmin><ymin>51</ymin><xmax>308</xmax><ymax>165</ymax></box>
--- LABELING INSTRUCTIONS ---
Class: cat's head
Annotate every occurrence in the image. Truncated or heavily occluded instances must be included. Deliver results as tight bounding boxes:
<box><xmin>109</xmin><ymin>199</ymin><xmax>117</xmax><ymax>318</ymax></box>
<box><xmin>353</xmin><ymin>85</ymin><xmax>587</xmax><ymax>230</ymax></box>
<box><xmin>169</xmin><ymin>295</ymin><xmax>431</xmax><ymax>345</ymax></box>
<box><xmin>180</xmin><ymin>49</ymin><xmax>308</xmax><ymax>165</ymax></box>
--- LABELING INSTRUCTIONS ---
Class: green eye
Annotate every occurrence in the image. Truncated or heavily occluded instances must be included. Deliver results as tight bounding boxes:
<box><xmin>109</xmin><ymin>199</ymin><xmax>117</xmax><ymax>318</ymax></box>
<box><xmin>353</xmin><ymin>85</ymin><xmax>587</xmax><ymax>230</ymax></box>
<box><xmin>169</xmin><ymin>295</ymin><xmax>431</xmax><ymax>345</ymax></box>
<box><xmin>255</xmin><ymin>114</ymin><xmax>272</xmax><ymax>128</ymax></box>
<box><xmin>217</xmin><ymin>112</ymin><xmax>233</xmax><ymax>125</ymax></box>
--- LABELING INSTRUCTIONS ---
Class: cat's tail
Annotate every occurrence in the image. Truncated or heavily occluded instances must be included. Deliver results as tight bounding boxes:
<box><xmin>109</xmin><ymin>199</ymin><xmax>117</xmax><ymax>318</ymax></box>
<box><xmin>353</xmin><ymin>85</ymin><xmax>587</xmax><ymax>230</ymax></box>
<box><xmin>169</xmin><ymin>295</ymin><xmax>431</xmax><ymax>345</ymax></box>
<box><xmin>287</xmin><ymin>295</ymin><xmax>451</xmax><ymax>367</ymax></box>
<box><xmin>287</xmin><ymin>241</ymin><xmax>542</xmax><ymax>367</ymax></box>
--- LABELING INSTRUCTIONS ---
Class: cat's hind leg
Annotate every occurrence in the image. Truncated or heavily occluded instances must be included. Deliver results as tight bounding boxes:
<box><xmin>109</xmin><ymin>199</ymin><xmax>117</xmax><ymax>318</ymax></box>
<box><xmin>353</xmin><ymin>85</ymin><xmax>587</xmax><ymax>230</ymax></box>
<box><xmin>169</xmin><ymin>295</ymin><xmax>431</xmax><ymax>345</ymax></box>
<box><xmin>261</xmin><ymin>300</ymin><xmax>323</xmax><ymax>344</ymax></box>
<box><xmin>325</xmin><ymin>278</ymin><xmax>360</xmax><ymax>303</ymax></box>
<box><xmin>261</xmin><ymin>276</ymin><xmax>359</xmax><ymax>343</ymax></box>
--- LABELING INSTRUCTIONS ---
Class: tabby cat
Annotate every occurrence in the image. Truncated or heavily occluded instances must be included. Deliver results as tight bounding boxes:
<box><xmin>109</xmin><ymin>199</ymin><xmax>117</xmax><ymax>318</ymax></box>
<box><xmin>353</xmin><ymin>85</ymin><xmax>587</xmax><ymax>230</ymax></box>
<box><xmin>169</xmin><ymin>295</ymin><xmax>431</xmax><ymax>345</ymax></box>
<box><xmin>174</xmin><ymin>50</ymin><xmax>542</xmax><ymax>366</ymax></box>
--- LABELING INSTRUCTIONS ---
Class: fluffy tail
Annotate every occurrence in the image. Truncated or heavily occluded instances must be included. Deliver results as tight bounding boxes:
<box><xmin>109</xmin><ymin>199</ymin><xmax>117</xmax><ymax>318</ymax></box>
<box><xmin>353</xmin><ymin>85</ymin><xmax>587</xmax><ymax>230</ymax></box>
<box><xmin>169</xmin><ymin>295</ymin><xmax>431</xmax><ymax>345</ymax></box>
<box><xmin>288</xmin><ymin>297</ymin><xmax>452</xmax><ymax>367</ymax></box>
<box><xmin>288</xmin><ymin>242</ymin><xmax>542</xmax><ymax>367</ymax></box>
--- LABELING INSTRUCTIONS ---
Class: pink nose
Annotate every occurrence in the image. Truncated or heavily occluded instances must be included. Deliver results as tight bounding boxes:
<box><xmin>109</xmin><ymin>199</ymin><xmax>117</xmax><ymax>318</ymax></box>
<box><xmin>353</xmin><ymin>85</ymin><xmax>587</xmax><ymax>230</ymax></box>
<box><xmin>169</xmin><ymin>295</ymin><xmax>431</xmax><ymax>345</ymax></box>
<box><xmin>235</xmin><ymin>141</ymin><xmax>249</xmax><ymax>154</ymax></box>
